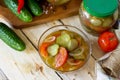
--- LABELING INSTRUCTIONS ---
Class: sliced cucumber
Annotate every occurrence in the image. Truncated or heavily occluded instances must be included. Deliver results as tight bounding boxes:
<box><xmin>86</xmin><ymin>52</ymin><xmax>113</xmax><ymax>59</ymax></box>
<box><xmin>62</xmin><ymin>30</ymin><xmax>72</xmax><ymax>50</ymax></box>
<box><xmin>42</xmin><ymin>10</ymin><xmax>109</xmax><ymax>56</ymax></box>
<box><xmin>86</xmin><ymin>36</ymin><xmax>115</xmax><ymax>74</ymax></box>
<box><xmin>56</xmin><ymin>32</ymin><xmax>70</xmax><ymax>48</ymax></box>
<box><xmin>61</xmin><ymin>31</ymin><xmax>75</xmax><ymax>38</ymax></box>
<box><xmin>67</xmin><ymin>39</ymin><xmax>78</xmax><ymax>51</ymax></box>
<box><xmin>103</xmin><ymin>18</ymin><xmax>113</xmax><ymax>27</ymax></box>
<box><xmin>47</xmin><ymin>44</ymin><xmax>59</xmax><ymax>56</ymax></box>
<box><xmin>90</xmin><ymin>18</ymin><xmax>102</xmax><ymax>26</ymax></box>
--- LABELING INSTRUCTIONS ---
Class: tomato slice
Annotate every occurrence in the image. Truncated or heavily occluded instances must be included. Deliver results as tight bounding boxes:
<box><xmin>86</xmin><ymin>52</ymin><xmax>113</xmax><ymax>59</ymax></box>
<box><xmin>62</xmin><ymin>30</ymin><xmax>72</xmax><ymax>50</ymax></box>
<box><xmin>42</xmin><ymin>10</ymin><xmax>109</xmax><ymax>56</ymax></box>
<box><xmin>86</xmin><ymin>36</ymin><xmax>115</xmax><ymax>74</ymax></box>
<box><xmin>98</xmin><ymin>31</ymin><xmax>119</xmax><ymax>52</ymax></box>
<box><xmin>39</xmin><ymin>42</ymin><xmax>51</xmax><ymax>58</ymax></box>
<box><xmin>55</xmin><ymin>47</ymin><xmax>68</xmax><ymax>68</ymax></box>
<box><xmin>39</xmin><ymin>36</ymin><xmax>56</xmax><ymax>58</ymax></box>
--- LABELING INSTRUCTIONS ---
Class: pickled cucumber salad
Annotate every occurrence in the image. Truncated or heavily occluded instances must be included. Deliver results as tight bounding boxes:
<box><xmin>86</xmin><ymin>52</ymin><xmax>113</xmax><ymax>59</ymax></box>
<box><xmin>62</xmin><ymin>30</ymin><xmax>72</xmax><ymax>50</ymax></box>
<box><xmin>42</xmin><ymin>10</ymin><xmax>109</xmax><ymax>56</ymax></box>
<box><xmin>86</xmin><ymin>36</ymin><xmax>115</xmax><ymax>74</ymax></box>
<box><xmin>39</xmin><ymin>30</ymin><xmax>90</xmax><ymax>71</ymax></box>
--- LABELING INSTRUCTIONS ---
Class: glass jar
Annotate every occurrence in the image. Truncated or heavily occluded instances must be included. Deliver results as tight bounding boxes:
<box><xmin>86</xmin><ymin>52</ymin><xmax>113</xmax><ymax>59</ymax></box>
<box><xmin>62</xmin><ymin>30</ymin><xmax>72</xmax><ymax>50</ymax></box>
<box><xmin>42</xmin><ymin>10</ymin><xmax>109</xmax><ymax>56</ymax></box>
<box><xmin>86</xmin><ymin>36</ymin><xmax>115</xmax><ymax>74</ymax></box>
<box><xmin>38</xmin><ymin>25</ymin><xmax>91</xmax><ymax>72</ymax></box>
<box><xmin>79</xmin><ymin>0</ymin><xmax>119</xmax><ymax>35</ymax></box>
<box><xmin>47</xmin><ymin>0</ymin><xmax>71</xmax><ymax>6</ymax></box>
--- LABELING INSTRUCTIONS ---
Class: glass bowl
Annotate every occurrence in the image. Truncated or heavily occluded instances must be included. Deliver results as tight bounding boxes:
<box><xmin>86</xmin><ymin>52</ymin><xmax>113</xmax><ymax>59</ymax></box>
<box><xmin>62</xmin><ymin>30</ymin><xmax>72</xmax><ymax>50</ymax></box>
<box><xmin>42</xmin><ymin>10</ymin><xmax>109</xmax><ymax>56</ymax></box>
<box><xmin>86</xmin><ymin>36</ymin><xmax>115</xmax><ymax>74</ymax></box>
<box><xmin>38</xmin><ymin>25</ymin><xmax>91</xmax><ymax>72</ymax></box>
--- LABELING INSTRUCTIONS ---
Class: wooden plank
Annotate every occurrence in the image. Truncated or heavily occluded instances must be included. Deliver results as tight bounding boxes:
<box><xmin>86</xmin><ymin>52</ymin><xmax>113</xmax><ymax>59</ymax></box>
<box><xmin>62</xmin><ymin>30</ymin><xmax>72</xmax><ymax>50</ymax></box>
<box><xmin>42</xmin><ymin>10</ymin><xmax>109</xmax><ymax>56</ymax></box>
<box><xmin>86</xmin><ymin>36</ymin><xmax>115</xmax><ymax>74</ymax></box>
<box><xmin>22</xmin><ymin>16</ymin><xmax>96</xmax><ymax>80</ymax></box>
<box><xmin>59</xmin><ymin>56</ymin><xmax>96</xmax><ymax>80</ymax></box>
<box><xmin>0</xmin><ymin>16</ymin><xmax>61</xmax><ymax>80</ymax></box>
<box><xmin>60</xmin><ymin>15</ymin><xmax>96</xmax><ymax>80</ymax></box>
<box><xmin>0</xmin><ymin>69</ymin><xmax>9</xmax><ymax>80</ymax></box>
<box><xmin>22</xmin><ymin>20</ymin><xmax>62</xmax><ymax>48</ymax></box>
<box><xmin>0</xmin><ymin>0</ymin><xmax>81</xmax><ymax>28</ymax></box>
<box><xmin>60</xmin><ymin>15</ymin><xmax>120</xmax><ymax>80</ymax></box>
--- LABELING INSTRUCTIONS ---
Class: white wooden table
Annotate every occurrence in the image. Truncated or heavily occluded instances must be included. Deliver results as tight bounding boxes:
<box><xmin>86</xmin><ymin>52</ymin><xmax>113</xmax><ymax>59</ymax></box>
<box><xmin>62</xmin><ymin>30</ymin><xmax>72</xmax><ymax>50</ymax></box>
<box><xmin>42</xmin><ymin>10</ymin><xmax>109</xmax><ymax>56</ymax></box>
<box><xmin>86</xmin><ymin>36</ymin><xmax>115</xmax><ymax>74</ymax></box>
<box><xmin>0</xmin><ymin>15</ymin><xmax>119</xmax><ymax>80</ymax></box>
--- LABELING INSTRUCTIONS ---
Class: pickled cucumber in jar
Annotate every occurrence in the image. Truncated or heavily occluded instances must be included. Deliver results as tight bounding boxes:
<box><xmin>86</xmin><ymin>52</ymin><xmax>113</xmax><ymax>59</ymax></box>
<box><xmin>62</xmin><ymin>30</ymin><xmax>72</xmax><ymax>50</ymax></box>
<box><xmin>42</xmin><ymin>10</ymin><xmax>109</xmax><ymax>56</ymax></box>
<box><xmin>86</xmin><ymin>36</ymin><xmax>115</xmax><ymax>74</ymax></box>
<box><xmin>79</xmin><ymin>0</ymin><xmax>118</xmax><ymax>35</ymax></box>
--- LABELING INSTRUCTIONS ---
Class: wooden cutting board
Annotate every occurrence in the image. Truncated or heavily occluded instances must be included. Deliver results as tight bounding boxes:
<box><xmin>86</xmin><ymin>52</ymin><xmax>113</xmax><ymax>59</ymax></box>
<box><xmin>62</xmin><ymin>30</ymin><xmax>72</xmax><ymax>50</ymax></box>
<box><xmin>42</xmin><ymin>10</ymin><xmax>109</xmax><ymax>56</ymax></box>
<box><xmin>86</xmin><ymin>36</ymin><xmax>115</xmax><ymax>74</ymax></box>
<box><xmin>0</xmin><ymin>0</ymin><xmax>81</xmax><ymax>28</ymax></box>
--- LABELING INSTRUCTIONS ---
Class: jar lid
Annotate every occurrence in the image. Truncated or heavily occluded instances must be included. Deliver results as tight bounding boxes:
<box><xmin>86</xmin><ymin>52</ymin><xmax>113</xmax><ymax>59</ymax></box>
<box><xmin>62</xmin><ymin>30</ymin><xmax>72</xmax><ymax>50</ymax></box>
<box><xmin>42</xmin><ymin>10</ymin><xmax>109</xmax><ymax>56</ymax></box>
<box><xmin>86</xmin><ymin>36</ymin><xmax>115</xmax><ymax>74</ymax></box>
<box><xmin>83</xmin><ymin>0</ymin><xmax>118</xmax><ymax>17</ymax></box>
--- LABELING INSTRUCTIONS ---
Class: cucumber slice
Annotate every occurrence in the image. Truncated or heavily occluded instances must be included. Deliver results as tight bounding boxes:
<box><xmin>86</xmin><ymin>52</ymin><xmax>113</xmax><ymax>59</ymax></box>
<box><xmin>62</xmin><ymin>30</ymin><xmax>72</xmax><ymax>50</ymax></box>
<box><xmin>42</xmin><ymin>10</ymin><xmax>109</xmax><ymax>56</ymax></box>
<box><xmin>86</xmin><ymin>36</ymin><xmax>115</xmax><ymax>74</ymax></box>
<box><xmin>67</xmin><ymin>39</ymin><xmax>78</xmax><ymax>51</ymax></box>
<box><xmin>47</xmin><ymin>44</ymin><xmax>59</xmax><ymax>56</ymax></box>
<box><xmin>56</xmin><ymin>32</ymin><xmax>70</xmax><ymax>48</ymax></box>
<box><xmin>103</xmin><ymin>18</ymin><xmax>113</xmax><ymax>27</ymax></box>
<box><xmin>61</xmin><ymin>31</ymin><xmax>75</xmax><ymax>38</ymax></box>
<box><xmin>90</xmin><ymin>18</ymin><xmax>102</xmax><ymax>26</ymax></box>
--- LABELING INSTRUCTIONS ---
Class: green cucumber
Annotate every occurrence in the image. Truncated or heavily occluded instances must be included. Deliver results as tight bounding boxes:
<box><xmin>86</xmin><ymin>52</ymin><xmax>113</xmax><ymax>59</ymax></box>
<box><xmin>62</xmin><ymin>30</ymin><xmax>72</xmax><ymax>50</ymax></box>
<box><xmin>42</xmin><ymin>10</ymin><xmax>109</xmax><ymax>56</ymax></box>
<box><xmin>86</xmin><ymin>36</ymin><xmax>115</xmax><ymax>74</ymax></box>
<box><xmin>56</xmin><ymin>32</ymin><xmax>71</xmax><ymax>48</ymax></box>
<box><xmin>26</xmin><ymin>0</ymin><xmax>43</xmax><ymax>16</ymax></box>
<box><xmin>67</xmin><ymin>39</ymin><xmax>78</xmax><ymax>51</ymax></box>
<box><xmin>4</xmin><ymin>0</ymin><xmax>32</xmax><ymax>22</ymax></box>
<box><xmin>0</xmin><ymin>23</ymin><xmax>26</xmax><ymax>51</ymax></box>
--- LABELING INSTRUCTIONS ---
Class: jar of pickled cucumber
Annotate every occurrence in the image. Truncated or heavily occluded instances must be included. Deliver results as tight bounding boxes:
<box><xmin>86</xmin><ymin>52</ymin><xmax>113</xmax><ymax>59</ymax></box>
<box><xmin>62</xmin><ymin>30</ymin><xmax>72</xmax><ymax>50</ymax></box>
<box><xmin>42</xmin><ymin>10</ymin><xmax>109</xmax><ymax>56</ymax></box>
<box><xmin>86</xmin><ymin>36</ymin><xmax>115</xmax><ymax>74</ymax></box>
<box><xmin>79</xmin><ymin>0</ymin><xmax>119</xmax><ymax>35</ymax></box>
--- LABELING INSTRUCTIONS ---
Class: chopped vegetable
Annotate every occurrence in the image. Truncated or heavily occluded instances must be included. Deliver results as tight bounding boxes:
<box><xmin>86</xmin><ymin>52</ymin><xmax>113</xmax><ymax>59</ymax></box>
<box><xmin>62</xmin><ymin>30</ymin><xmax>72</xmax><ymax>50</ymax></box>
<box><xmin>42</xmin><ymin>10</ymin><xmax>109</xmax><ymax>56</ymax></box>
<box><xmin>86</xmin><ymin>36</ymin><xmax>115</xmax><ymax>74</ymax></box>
<box><xmin>55</xmin><ymin>47</ymin><xmax>68</xmax><ymax>68</ymax></box>
<box><xmin>98</xmin><ymin>31</ymin><xmax>119</xmax><ymax>52</ymax></box>
<box><xmin>47</xmin><ymin>44</ymin><xmax>59</xmax><ymax>56</ymax></box>
<box><xmin>39</xmin><ymin>42</ymin><xmax>51</xmax><ymax>58</ymax></box>
<box><xmin>103</xmin><ymin>18</ymin><xmax>113</xmax><ymax>27</ymax></box>
<box><xmin>90</xmin><ymin>17</ymin><xmax>102</xmax><ymax>26</ymax></box>
<box><xmin>56</xmin><ymin>33</ymin><xmax>70</xmax><ymax>48</ymax></box>
<box><xmin>67</xmin><ymin>39</ymin><xmax>78</xmax><ymax>51</ymax></box>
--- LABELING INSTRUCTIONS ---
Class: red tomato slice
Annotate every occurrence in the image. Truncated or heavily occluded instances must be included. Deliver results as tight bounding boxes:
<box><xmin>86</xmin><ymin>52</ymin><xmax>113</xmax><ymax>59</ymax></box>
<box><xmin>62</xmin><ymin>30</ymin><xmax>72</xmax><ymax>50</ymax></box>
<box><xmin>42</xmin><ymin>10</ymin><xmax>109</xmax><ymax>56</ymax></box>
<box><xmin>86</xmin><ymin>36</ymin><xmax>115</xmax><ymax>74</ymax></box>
<box><xmin>39</xmin><ymin>36</ymin><xmax>56</xmax><ymax>58</ymax></box>
<box><xmin>98</xmin><ymin>31</ymin><xmax>119</xmax><ymax>52</ymax></box>
<box><xmin>39</xmin><ymin>42</ymin><xmax>51</xmax><ymax>58</ymax></box>
<box><xmin>55</xmin><ymin>47</ymin><xmax>68</xmax><ymax>68</ymax></box>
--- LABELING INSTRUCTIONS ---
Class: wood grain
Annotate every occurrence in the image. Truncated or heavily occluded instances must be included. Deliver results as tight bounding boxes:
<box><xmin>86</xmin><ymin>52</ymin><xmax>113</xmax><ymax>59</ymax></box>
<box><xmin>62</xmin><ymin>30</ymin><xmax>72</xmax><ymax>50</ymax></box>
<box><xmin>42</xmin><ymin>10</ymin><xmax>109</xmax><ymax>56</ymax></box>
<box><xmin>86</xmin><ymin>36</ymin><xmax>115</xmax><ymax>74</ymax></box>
<box><xmin>22</xmin><ymin>15</ymin><xmax>96</xmax><ymax>80</ymax></box>
<box><xmin>0</xmin><ymin>15</ymin><xmax>96</xmax><ymax>80</ymax></box>
<box><xmin>0</xmin><ymin>18</ymin><xmax>62</xmax><ymax>80</ymax></box>
<box><xmin>0</xmin><ymin>0</ymin><xmax>81</xmax><ymax>28</ymax></box>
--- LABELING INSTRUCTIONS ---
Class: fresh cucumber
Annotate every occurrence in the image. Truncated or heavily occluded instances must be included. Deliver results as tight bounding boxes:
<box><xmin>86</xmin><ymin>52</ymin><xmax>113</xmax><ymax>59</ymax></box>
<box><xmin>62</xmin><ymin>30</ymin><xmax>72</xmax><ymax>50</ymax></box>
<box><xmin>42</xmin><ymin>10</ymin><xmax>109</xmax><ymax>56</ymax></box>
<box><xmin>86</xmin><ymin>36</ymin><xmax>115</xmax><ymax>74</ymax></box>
<box><xmin>4</xmin><ymin>0</ymin><xmax>32</xmax><ymax>22</ymax></box>
<box><xmin>26</xmin><ymin>0</ymin><xmax>43</xmax><ymax>16</ymax></box>
<box><xmin>0</xmin><ymin>23</ymin><xmax>26</xmax><ymax>51</ymax></box>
